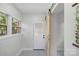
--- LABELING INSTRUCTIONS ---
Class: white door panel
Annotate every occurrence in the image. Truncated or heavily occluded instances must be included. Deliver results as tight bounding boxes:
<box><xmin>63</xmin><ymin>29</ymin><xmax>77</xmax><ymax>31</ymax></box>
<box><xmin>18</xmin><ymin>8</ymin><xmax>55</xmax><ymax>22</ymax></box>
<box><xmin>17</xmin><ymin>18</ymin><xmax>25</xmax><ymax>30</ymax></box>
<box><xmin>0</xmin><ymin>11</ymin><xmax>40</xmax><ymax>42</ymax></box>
<box><xmin>34</xmin><ymin>23</ymin><xmax>45</xmax><ymax>49</ymax></box>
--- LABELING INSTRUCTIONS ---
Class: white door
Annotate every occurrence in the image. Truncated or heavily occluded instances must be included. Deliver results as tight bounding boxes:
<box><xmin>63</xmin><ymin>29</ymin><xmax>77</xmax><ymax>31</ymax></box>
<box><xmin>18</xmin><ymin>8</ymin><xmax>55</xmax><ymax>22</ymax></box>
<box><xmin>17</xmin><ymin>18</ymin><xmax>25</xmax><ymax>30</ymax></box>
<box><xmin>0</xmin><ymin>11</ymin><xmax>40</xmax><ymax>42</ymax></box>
<box><xmin>34</xmin><ymin>23</ymin><xmax>45</xmax><ymax>49</ymax></box>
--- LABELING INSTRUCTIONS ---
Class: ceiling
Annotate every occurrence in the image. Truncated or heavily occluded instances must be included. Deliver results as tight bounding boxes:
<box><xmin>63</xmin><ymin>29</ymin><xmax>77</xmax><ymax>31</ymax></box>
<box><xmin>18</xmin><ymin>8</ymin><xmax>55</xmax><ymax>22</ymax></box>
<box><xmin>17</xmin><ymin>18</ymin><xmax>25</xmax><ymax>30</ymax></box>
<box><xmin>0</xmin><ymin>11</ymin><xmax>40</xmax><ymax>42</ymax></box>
<box><xmin>13</xmin><ymin>3</ymin><xmax>52</xmax><ymax>14</ymax></box>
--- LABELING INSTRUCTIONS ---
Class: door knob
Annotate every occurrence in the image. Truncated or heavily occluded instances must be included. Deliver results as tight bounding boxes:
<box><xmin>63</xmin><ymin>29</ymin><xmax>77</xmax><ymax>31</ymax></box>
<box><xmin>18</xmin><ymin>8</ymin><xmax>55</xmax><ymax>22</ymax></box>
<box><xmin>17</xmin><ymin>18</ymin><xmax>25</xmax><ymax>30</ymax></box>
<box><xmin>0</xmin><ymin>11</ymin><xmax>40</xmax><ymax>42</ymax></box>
<box><xmin>43</xmin><ymin>35</ymin><xmax>45</xmax><ymax>38</ymax></box>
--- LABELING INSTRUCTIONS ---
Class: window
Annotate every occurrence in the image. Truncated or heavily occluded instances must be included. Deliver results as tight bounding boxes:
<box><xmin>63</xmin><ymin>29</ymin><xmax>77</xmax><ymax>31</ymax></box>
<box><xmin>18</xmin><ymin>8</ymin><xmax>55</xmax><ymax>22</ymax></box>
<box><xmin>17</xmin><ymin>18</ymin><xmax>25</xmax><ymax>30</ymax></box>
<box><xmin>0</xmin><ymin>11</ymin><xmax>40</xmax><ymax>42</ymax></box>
<box><xmin>0</xmin><ymin>11</ymin><xmax>21</xmax><ymax>36</ymax></box>
<box><xmin>12</xmin><ymin>18</ymin><xmax>21</xmax><ymax>34</ymax></box>
<box><xmin>0</xmin><ymin>12</ymin><xmax>7</xmax><ymax>36</ymax></box>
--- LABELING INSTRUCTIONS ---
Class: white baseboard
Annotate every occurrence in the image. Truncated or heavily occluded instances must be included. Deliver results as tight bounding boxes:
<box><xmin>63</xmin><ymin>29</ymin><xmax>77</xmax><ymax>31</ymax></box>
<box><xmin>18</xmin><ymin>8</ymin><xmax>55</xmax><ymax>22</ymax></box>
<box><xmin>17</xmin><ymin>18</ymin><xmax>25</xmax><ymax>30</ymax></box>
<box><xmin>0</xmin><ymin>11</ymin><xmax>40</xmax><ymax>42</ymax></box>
<box><xmin>16</xmin><ymin>48</ymin><xmax>33</xmax><ymax>56</ymax></box>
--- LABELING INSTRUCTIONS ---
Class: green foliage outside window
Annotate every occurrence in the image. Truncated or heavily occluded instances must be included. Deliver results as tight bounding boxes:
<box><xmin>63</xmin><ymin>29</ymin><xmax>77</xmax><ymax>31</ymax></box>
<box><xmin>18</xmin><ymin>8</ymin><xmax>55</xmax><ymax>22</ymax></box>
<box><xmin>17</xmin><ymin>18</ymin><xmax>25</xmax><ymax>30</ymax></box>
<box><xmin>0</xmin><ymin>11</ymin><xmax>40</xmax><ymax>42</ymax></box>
<box><xmin>12</xmin><ymin>18</ymin><xmax>21</xmax><ymax>34</ymax></box>
<box><xmin>0</xmin><ymin>12</ymin><xmax>7</xmax><ymax>36</ymax></box>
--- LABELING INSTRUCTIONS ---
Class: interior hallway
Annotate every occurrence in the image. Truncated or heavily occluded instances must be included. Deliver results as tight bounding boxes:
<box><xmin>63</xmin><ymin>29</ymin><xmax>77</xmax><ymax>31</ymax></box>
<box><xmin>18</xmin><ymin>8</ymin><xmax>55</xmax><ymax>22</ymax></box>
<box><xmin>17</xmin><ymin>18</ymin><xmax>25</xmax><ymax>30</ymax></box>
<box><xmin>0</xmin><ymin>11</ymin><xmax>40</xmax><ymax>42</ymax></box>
<box><xmin>0</xmin><ymin>3</ymin><xmax>64</xmax><ymax>56</ymax></box>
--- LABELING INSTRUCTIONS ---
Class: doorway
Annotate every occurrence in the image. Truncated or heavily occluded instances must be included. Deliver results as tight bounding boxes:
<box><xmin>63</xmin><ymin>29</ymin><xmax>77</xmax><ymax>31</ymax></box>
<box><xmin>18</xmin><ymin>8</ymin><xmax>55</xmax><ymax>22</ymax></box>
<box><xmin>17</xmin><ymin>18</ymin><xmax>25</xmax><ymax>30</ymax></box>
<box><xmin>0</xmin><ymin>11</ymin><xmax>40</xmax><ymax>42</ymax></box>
<box><xmin>34</xmin><ymin>23</ymin><xmax>45</xmax><ymax>49</ymax></box>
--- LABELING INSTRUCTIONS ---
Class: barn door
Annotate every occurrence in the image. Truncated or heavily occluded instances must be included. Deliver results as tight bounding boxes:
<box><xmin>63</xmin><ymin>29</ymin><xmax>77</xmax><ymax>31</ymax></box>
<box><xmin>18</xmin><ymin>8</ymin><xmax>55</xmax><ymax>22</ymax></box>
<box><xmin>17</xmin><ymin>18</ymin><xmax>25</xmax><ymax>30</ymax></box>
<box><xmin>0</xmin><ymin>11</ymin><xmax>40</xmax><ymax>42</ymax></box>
<box><xmin>45</xmin><ymin>15</ymin><xmax>50</xmax><ymax>56</ymax></box>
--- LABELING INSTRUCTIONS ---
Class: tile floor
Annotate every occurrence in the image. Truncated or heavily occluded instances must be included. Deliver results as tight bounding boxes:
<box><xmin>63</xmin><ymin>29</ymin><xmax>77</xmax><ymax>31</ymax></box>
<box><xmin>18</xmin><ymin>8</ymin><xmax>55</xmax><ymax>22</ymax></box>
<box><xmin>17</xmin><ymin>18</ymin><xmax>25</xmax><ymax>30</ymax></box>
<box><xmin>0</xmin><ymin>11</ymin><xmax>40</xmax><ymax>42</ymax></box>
<box><xmin>19</xmin><ymin>49</ymin><xmax>46</xmax><ymax>56</ymax></box>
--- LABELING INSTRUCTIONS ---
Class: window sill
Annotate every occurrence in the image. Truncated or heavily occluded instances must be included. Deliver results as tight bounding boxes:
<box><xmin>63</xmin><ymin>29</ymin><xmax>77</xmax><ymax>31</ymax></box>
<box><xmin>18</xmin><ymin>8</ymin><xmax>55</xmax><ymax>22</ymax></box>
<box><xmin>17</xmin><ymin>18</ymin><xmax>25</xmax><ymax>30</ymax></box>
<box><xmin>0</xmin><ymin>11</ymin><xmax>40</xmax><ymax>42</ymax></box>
<box><xmin>0</xmin><ymin>33</ymin><xmax>21</xmax><ymax>40</ymax></box>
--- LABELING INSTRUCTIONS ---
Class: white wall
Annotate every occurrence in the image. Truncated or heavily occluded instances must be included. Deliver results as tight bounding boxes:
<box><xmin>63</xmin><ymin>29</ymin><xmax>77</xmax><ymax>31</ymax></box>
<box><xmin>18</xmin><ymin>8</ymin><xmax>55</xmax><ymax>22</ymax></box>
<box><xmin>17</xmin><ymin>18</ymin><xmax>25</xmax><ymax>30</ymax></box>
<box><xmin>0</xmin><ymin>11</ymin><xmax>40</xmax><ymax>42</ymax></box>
<box><xmin>21</xmin><ymin>13</ymin><xmax>45</xmax><ymax>49</ymax></box>
<box><xmin>0</xmin><ymin>3</ymin><xmax>22</xmax><ymax>56</ymax></box>
<box><xmin>50</xmin><ymin>13</ymin><xmax>58</xmax><ymax>56</ymax></box>
<box><xmin>0</xmin><ymin>3</ymin><xmax>22</xmax><ymax>20</ymax></box>
<box><xmin>50</xmin><ymin>4</ymin><xmax>64</xmax><ymax>56</ymax></box>
<box><xmin>64</xmin><ymin>3</ymin><xmax>78</xmax><ymax>56</ymax></box>
<box><xmin>0</xmin><ymin>34</ymin><xmax>21</xmax><ymax>56</ymax></box>
<box><xmin>56</xmin><ymin>12</ymin><xmax>64</xmax><ymax>56</ymax></box>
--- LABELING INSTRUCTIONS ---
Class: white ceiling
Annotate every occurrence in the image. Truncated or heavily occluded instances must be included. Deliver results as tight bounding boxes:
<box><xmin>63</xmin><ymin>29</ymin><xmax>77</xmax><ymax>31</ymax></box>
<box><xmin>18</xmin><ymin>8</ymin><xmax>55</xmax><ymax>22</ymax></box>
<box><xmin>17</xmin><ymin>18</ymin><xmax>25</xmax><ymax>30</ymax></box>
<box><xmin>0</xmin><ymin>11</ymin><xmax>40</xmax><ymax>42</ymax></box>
<box><xmin>13</xmin><ymin>3</ymin><xmax>52</xmax><ymax>14</ymax></box>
